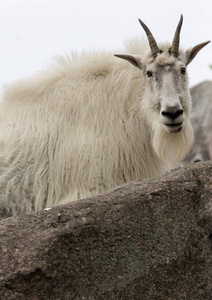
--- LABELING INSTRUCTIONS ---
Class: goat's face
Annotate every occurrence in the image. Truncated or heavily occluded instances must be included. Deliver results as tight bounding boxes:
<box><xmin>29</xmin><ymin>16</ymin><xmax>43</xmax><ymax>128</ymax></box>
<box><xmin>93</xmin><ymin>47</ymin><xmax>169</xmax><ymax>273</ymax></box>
<box><xmin>143</xmin><ymin>50</ymin><xmax>190</xmax><ymax>133</ymax></box>
<box><xmin>115</xmin><ymin>15</ymin><xmax>210</xmax><ymax>134</ymax></box>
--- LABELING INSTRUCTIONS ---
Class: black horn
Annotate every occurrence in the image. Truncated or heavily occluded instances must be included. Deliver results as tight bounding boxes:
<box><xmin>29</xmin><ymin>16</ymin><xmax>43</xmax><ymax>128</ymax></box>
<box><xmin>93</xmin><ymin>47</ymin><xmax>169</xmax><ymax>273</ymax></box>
<box><xmin>138</xmin><ymin>19</ymin><xmax>160</xmax><ymax>57</ymax></box>
<box><xmin>170</xmin><ymin>14</ymin><xmax>183</xmax><ymax>57</ymax></box>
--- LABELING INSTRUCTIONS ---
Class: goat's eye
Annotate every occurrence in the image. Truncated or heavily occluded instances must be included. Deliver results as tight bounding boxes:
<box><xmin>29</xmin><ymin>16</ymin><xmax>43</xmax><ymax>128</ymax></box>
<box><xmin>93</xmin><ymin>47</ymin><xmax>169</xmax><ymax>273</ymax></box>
<box><xmin>147</xmin><ymin>71</ymin><xmax>153</xmax><ymax>77</ymax></box>
<box><xmin>181</xmin><ymin>67</ymin><xmax>186</xmax><ymax>75</ymax></box>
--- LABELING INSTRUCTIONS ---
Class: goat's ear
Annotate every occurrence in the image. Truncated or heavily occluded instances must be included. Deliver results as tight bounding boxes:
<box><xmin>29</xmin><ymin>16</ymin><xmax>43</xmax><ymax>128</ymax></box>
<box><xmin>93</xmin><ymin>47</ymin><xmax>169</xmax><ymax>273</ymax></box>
<box><xmin>114</xmin><ymin>54</ymin><xmax>142</xmax><ymax>69</ymax></box>
<box><xmin>185</xmin><ymin>41</ymin><xmax>210</xmax><ymax>65</ymax></box>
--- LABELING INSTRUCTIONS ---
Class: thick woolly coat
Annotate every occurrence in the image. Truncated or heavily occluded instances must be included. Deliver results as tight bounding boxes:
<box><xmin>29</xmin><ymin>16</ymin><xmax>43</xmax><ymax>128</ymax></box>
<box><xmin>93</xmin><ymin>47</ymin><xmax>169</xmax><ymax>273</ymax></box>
<box><xmin>0</xmin><ymin>39</ymin><xmax>193</xmax><ymax>215</ymax></box>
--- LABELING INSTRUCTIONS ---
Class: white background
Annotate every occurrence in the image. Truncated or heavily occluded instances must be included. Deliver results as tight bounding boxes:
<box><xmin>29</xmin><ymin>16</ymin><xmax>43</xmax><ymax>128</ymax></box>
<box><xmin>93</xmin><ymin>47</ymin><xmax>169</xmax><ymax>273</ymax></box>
<box><xmin>0</xmin><ymin>0</ymin><xmax>211</xmax><ymax>91</ymax></box>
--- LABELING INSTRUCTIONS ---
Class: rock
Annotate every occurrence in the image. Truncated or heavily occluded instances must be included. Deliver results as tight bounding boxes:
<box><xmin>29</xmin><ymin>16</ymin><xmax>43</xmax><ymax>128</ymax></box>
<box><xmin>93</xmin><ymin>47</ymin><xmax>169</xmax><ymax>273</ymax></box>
<box><xmin>185</xmin><ymin>80</ymin><xmax>212</xmax><ymax>163</ymax></box>
<box><xmin>0</xmin><ymin>161</ymin><xmax>212</xmax><ymax>299</ymax></box>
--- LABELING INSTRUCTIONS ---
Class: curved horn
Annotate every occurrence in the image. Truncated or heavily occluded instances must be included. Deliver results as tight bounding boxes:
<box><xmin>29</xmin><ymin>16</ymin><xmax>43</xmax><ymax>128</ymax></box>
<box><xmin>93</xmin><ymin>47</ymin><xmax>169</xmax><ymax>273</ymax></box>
<box><xmin>170</xmin><ymin>14</ymin><xmax>183</xmax><ymax>57</ymax></box>
<box><xmin>138</xmin><ymin>19</ymin><xmax>160</xmax><ymax>57</ymax></box>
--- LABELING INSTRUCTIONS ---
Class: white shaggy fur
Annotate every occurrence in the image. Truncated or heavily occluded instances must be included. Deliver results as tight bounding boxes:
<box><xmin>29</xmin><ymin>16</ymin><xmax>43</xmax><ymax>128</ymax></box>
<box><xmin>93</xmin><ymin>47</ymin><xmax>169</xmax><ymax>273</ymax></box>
<box><xmin>0</xmin><ymin>38</ymin><xmax>196</xmax><ymax>216</ymax></box>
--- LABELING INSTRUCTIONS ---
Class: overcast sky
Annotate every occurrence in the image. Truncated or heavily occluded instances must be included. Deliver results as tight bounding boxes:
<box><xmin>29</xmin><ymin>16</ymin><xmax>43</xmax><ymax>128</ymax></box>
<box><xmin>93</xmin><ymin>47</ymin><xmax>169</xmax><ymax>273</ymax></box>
<box><xmin>0</xmin><ymin>0</ymin><xmax>211</xmax><ymax>91</ymax></box>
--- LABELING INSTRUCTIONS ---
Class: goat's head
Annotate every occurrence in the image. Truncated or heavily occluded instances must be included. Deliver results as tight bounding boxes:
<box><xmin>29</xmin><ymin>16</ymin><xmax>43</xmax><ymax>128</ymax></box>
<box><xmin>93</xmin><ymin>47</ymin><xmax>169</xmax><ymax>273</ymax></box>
<box><xmin>115</xmin><ymin>15</ymin><xmax>210</xmax><ymax>134</ymax></box>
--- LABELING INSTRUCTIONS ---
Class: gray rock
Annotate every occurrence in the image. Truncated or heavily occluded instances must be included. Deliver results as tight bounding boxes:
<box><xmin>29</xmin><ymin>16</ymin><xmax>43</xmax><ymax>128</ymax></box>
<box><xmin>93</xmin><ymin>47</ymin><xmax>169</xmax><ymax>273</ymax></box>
<box><xmin>0</xmin><ymin>161</ymin><xmax>212</xmax><ymax>299</ymax></box>
<box><xmin>185</xmin><ymin>80</ymin><xmax>212</xmax><ymax>163</ymax></box>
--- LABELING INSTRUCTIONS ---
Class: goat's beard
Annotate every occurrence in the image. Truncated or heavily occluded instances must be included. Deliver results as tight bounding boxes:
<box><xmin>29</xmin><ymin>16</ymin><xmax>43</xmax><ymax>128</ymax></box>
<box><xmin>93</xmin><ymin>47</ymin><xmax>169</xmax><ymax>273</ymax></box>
<box><xmin>152</xmin><ymin>119</ymin><xmax>194</xmax><ymax>166</ymax></box>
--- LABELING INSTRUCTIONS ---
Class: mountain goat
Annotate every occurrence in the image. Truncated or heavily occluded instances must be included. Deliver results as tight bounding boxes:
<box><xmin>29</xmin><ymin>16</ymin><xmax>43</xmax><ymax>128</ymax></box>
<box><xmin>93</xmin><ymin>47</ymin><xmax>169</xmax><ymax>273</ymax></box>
<box><xmin>0</xmin><ymin>15</ymin><xmax>210</xmax><ymax>217</ymax></box>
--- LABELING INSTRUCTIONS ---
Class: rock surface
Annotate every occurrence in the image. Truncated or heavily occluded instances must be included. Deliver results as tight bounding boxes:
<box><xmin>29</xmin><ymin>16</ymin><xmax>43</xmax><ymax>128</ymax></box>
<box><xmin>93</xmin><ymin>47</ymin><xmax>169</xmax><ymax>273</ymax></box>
<box><xmin>0</xmin><ymin>161</ymin><xmax>212</xmax><ymax>299</ymax></box>
<box><xmin>184</xmin><ymin>80</ymin><xmax>212</xmax><ymax>163</ymax></box>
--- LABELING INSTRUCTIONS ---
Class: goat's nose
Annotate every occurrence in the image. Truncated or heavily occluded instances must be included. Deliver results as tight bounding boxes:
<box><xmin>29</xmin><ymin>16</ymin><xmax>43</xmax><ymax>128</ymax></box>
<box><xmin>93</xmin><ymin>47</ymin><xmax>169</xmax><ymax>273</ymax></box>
<box><xmin>161</xmin><ymin>108</ymin><xmax>183</xmax><ymax>120</ymax></box>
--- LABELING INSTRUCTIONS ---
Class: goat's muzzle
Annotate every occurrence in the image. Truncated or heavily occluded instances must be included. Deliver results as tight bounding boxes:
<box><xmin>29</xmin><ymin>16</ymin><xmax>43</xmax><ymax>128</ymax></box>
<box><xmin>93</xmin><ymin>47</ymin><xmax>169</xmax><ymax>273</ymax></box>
<box><xmin>161</xmin><ymin>107</ymin><xmax>184</xmax><ymax>133</ymax></box>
